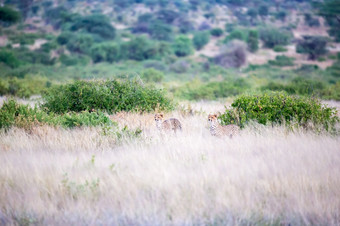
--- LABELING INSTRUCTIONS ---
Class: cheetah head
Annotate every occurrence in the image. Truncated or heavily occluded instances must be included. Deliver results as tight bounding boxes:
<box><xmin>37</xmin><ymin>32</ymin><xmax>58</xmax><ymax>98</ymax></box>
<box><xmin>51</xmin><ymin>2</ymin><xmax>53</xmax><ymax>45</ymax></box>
<box><xmin>208</xmin><ymin>114</ymin><xmax>218</xmax><ymax>126</ymax></box>
<box><xmin>154</xmin><ymin>113</ymin><xmax>164</xmax><ymax>128</ymax></box>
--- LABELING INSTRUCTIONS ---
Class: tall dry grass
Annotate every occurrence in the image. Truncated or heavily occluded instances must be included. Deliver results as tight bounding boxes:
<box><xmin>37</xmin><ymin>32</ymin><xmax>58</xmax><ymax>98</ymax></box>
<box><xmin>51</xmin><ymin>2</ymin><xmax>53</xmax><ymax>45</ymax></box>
<box><xmin>0</xmin><ymin>107</ymin><xmax>340</xmax><ymax>225</ymax></box>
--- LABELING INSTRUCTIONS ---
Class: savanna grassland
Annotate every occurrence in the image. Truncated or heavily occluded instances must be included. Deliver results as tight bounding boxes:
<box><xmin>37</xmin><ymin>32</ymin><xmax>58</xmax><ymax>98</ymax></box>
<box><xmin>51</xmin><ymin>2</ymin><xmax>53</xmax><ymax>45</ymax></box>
<box><xmin>1</xmin><ymin>0</ymin><xmax>340</xmax><ymax>225</ymax></box>
<box><xmin>0</xmin><ymin>102</ymin><xmax>340</xmax><ymax>225</ymax></box>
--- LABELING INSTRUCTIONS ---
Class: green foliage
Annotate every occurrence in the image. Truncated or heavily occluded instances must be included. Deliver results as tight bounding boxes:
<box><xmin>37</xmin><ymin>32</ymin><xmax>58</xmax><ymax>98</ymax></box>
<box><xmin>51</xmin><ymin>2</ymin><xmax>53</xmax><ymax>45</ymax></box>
<box><xmin>0</xmin><ymin>50</ymin><xmax>20</xmax><ymax>68</ymax></box>
<box><xmin>172</xmin><ymin>35</ymin><xmax>193</xmax><ymax>57</ymax></box>
<box><xmin>59</xmin><ymin>54</ymin><xmax>90</xmax><ymax>66</ymax></box>
<box><xmin>0</xmin><ymin>100</ymin><xmax>113</xmax><ymax>130</ymax></box>
<box><xmin>210</xmin><ymin>28</ymin><xmax>224</xmax><ymax>37</ymax></box>
<box><xmin>224</xmin><ymin>29</ymin><xmax>248</xmax><ymax>43</ymax></box>
<box><xmin>57</xmin><ymin>32</ymin><xmax>73</xmax><ymax>45</ymax></box>
<box><xmin>275</xmin><ymin>10</ymin><xmax>287</xmax><ymax>22</ymax></box>
<box><xmin>66</xmin><ymin>34</ymin><xmax>94</xmax><ymax>54</ymax></box>
<box><xmin>247</xmin><ymin>30</ymin><xmax>259</xmax><ymax>53</ymax></box>
<box><xmin>90</xmin><ymin>43</ymin><xmax>120</xmax><ymax>63</ymax></box>
<box><xmin>261</xmin><ymin>77</ymin><xmax>338</xmax><ymax>100</ymax></box>
<box><xmin>141</xmin><ymin>68</ymin><xmax>164</xmax><ymax>83</ymax></box>
<box><xmin>193</xmin><ymin>31</ymin><xmax>210</xmax><ymax>50</ymax></box>
<box><xmin>175</xmin><ymin>79</ymin><xmax>249</xmax><ymax>100</ymax></box>
<box><xmin>296</xmin><ymin>36</ymin><xmax>328</xmax><ymax>60</ymax></box>
<box><xmin>70</xmin><ymin>14</ymin><xmax>116</xmax><ymax>40</ymax></box>
<box><xmin>8</xmin><ymin>33</ymin><xmax>41</xmax><ymax>45</ymax></box>
<box><xmin>0</xmin><ymin>6</ymin><xmax>21</xmax><ymax>25</ymax></box>
<box><xmin>268</xmin><ymin>55</ymin><xmax>295</xmax><ymax>67</ymax></box>
<box><xmin>41</xmin><ymin>79</ymin><xmax>174</xmax><ymax>113</ymax></box>
<box><xmin>149</xmin><ymin>20</ymin><xmax>173</xmax><ymax>41</ymax></box>
<box><xmin>259</xmin><ymin>28</ymin><xmax>291</xmax><ymax>48</ymax></box>
<box><xmin>0</xmin><ymin>76</ymin><xmax>51</xmax><ymax>98</ymax></box>
<box><xmin>214</xmin><ymin>41</ymin><xmax>247</xmax><ymax>68</ymax></box>
<box><xmin>314</xmin><ymin>0</ymin><xmax>340</xmax><ymax>41</ymax></box>
<box><xmin>273</xmin><ymin>45</ymin><xmax>287</xmax><ymax>52</ymax></box>
<box><xmin>258</xmin><ymin>5</ymin><xmax>269</xmax><ymax>18</ymax></box>
<box><xmin>219</xmin><ymin>92</ymin><xmax>339</xmax><ymax>131</ymax></box>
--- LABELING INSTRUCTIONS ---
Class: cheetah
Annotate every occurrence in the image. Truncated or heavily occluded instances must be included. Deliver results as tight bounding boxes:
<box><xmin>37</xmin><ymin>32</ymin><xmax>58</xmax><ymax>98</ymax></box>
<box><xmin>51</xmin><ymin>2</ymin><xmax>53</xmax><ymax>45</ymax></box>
<box><xmin>208</xmin><ymin>114</ymin><xmax>239</xmax><ymax>138</ymax></box>
<box><xmin>154</xmin><ymin>113</ymin><xmax>182</xmax><ymax>133</ymax></box>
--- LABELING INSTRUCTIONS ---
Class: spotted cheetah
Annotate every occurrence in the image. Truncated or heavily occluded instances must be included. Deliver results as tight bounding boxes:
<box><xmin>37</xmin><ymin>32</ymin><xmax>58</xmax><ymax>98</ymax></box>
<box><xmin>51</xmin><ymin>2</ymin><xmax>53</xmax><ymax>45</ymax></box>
<box><xmin>208</xmin><ymin>114</ymin><xmax>239</xmax><ymax>138</ymax></box>
<box><xmin>154</xmin><ymin>113</ymin><xmax>182</xmax><ymax>133</ymax></box>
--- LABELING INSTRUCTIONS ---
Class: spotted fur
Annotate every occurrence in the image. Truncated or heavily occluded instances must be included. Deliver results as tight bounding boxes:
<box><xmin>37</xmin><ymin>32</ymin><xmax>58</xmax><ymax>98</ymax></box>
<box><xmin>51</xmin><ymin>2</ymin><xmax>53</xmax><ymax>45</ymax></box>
<box><xmin>208</xmin><ymin>114</ymin><xmax>239</xmax><ymax>138</ymax></box>
<box><xmin>154</xmin><ymin>113</ymin><xmax>182</xmax><ymax>133</ymax></box>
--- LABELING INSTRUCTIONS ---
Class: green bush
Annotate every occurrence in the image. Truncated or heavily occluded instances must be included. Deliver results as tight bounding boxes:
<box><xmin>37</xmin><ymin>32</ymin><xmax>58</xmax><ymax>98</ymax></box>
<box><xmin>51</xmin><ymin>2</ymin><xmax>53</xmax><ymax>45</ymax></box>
<box><xmin>66</xmin><ymin>34</ymin><xmax>94</xmax><ymax>54</ymax></box>
<box><xmin>90</xmin><ymin>43</ymin><xmax>120</xmax><ymax>63</ymax></box>
<box><xmin>175</xmin><ymin>78</ymin><xmax>249</xmax><ymax>100</ymax></box>
<box><xmin>172</xmin><ymin>35</ymin><xmax>193</xmax><ymax>57</ymax></box>
<box><xmin>0</xmin><ymin>6</ymin><xmax>21</xmax><ymax>25</ymax></box>
<box><xmin>273</xmin><ymin>45</ymin><xmax>287</xmax><ymax>52</ymax></box>
<box><xmin>219</xmin><ymin>92</ymin><xmax>339</xmax><ymax>131</ymax></box>
<box><xmin>247</xmin><ymin>30</ymin><xmax>259</xmax><ymax>53</ymax></box>
<box><xmin>296</xmin><ymin>36</ymin><xmax>328</xmax><ymax>60</ymax></box>
<box><xmin>193</xmin><ymin>31</ymin><xmax>210</xmax><ymax>50</ymax></box>
<box><xmin>59</xmin><ymin>54</ymin><xmax>90</xmax><ymax>66</ymax></box>
<box><xmin>224</xmin><ymin>29</ymin><xmax>248</xmax><ymax>43</ymax></box>
<box><xmin>259</xmin><ymin>28</ymin><xmax>291</xmax><ymax>48</ymax></box>
<box><xmin>210</xmin><ymin>28</ymin><xmax>224</xmax><ymax>37</ymax></box>
<box><xmin>0</xmin><ymin>76</ymin><xmax>50</xmax><ymax>98</ymax></box>
<box><xmin>141</xmin><ymin>68</ymin><xmax>164</xmax><ymax>83</ymax></box>
<box><xmin>0</xmin><ymin>100</ymin><xmax>113</xmax><ymax>130</ymax></box>
<box><xmin>268</xmin><ymin>55</ymin><xmax>295</xmax><ymax>66</ymax></box>
<box><xmin>41</xmin><ymin>79</ymin><xmax>174</xmax><ymax>113</ymax></box>
<box><xmin>0</xmin><ymin>50</ymin><xmax>20</xmax><ymax>68</ymax></box>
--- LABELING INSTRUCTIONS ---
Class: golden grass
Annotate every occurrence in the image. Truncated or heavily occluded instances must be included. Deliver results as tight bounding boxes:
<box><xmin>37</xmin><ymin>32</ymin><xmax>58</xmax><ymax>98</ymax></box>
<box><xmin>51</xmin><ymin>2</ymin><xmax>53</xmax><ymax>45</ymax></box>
<box><xmin>0</xmin><ymin>108</ymin><xmax>340</xmax><ymax>225</ymax></box>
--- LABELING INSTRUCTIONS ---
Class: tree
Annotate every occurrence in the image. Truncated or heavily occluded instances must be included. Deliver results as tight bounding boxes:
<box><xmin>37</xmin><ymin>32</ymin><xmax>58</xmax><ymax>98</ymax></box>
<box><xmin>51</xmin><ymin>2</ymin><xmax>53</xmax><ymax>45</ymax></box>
<box><xmin>259</xmin><ymin>28</ymin><xmax>291</xmax><ymax>48</ymax></box>
<box><xmin>149</xmin><ymin>20</ymin><xmax>173</xmax><ymax>41</ymax></box>
<box><xmin>247</xmin><ymin>8</ymin><xmax>258</xmax><ymax>25</ymax></box>
<box><xmin>214</xmin><ymin>41</ymin><xmax>247</xmax><ymax>68</ymax></box>
<box><xmin>210</xmin><ymin>28</ymin><xmax>224</xmax><ymax>37</ymax></box>
<box><xmin>276</xmin><ymin>10</ymin><xmax>287</xmax><ymax>22</ymax></box>
<box><xmin>258</xmin><ymin>5</ymin><xmax>268</xmax><ymax>20</ymax></box>
<box><xmin>296</xmin><ymin>36</ymin><xmax>328</xmax><ymax>60</ymax></box>
<box><xmin>314</xmin><ymin>0</ymin><xmax>340</xmax><ymax>41</ymax></box>
<box><xmin>247</xmin><ymin>30</ymin><xmax>259</xmax><ymax>52</ymax></box>
<box><xmin>193</xmin><ymin>31</ymin><xmax>210</xmax><ymax>50</ymax></box>
<box><xmin>172</xmin><ymin>35</ymin><xmax>193</xmax><ymax>57</ymax></box>
<box><xmin>0</xmin><ymin>6</ymin><xmax>20</xmax><ymax>25</ymax></box>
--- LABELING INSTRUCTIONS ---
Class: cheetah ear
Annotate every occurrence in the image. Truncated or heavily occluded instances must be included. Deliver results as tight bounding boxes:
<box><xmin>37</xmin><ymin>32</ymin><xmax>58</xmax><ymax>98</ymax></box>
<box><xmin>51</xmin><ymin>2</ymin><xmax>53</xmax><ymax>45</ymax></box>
<box><xmin>213</xmin><ymin>114</ymin><xmax>218</xmax><ymax>117</ymax></box>
<box><xmin>160</xmin><ymin>113</ymin><xmax>164</xmax><ymax>117</ymax></box>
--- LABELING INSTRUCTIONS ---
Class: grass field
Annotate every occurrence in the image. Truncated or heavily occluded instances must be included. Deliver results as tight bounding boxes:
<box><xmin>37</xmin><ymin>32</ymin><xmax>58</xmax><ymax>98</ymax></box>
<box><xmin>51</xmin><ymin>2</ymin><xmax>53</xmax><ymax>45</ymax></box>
<box><xmin>0</xmin><ymin>103</ymin><xmax>340</xmax><ymax>225</ymax></box>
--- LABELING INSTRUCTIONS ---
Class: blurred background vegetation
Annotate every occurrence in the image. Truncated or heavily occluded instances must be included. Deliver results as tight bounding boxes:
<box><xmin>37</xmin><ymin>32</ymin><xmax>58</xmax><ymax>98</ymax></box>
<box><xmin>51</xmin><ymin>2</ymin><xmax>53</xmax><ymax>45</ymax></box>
<box><xmin>0</xmin><ymin>0</ymin><xmax>339</xmax><ymax>102</ymax></box>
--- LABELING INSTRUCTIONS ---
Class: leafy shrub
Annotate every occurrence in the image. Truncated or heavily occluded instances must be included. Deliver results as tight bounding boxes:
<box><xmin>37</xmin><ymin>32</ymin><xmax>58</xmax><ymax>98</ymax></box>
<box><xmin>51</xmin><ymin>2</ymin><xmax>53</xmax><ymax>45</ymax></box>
<box><xmin>275</xmin><ymin>10</ymin><xmax>287</xmax><ymax>22</ymax></box>
<box><xmin>224</xmin><ymin>29</ymin><xmax>248</xmax><ymax>43</ymax></box>
<box><xmin>0</xmin><ymin>6</ymin><xmax>21</xmax><ymax>25</ymax></box>
<box><xmin>247</xmin><ymin>30</ymin><xmax>259</xmax><ymax>53</ymax></box>
<box><xmin>296</xmin><ymin>36</ymin><xmax>328</xmax><ymax>60</ymax></box>
<box><xmin>141</xmin><ymin>68</ymin><xmax>164</xmax><ymax>83</ymax></box>
<box><xmin>0</xmin><ymin>50</ymin><xmax>20</xmax><ymax>68</ymax></box>
<box><xmin>70</xmin><ymin>14</ymin><xmax>116</xmax><ymax>40</ymax></box>
<box><xmin>210</xmin><ymin>28</ymin><xmax>224</xmax><ymax>37</ymax></box>
<box><xmin>170</xmin><ymin>60</ymin><xmax>190</xmax><ymax>73</ymax></box>
<box><xmin>262</xmin><ymin>77</ymin><xmax>326</xmax><ymax>97</ymax></box>
<box><xmin>214</xmin><ymin>40</ymin><xmax>247</xmax><ymax>68</ymax></box>
<box><xmin>0</xmin><ymin>100</ymin><xmax>113</xmax><ymax>130</ymax></box>
<box><xmin>59</xmin><ymin>54</ymin><xmax>90</xmax><ymax>66</ymax></box>
<box><xmin>219</xmin><ymin>92</ymin><xmax>338</xmax><ymax>131</ymax></box>
<box><xmin>8</xmin><ymin>33</ymin><xmax>41</xmax><ymax>45</ymax></box>
<box><xmin>268</xmin><ymin>55</ymin><xmax>295</xmax><ymax>67</ymax></box>
<box><xmin>259</xmin><ymin>28</ymin><xmax>291</xmax><ymax>48</ymax></box>
<box><xmin>57</xmin><ymin>32</ymin><xmax>73</xmax><ymax>45</ymax></box>
<box><xmin>172</xmin><ymin>35</ymin><xmax>193</xmax><ymax>57</ymax></box>
<box><xmin>0</xmin><ymin>76</ymin><xmax>50</xmax><ymax>98</ymax></box>
<box><xmin>175</xmin><ymin>78</ymin><xmax>250</xmax><ymax>100</ymax></box>
<box><xmin>193</xmin><ymin>31</ymin><xmax>210</xmax><ymax>50</ymax></box>
<box><xmin>273</xmin><ymin>45</ymin><xmax>287</xmax><ymax>52</ymax></box>
<box><xmin>90</xmin><ymin>43</ymin><xmax>120</xmax><ymax>63</ymax></box>
<box><xmin>304</xmin><ymin>13</ymin><xmax>320</xmax><ymax>27</ymax></box>
<box><xmin>66</xmin><ymin>34</ymin><xmax>94</xmax><ymax>54</ymax></box>
<box><xmin>149</xmin><ymin>20</ymin><xmax>173</xmax><ymax>41</ymax></box>
<box><xmin>143</xmin><ymin>60</ymin><xmax>167</xmax><ymax>71</ymax></box>
<box><xmin>41</xmin><ymin>79</ymin><xmax>174</xmax><ymax>113</ymax></box>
